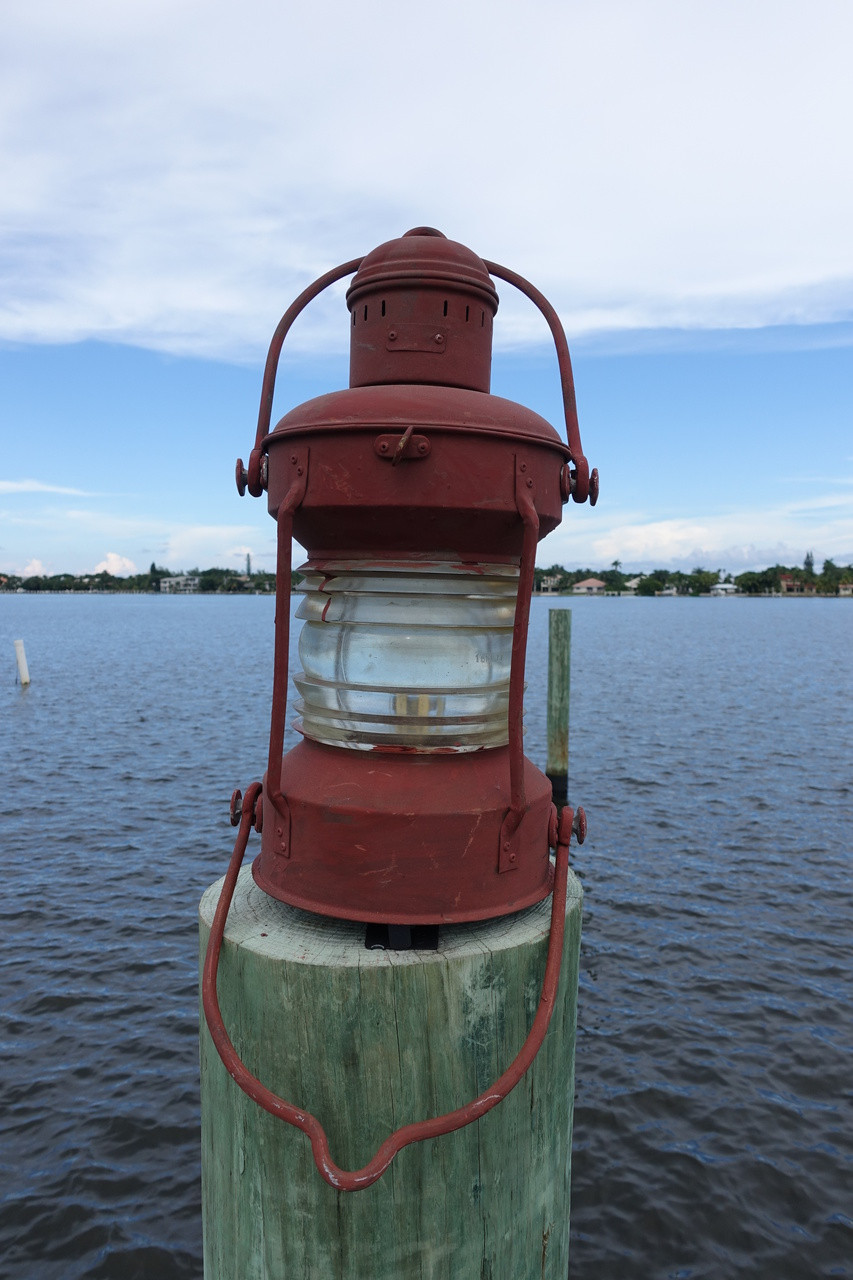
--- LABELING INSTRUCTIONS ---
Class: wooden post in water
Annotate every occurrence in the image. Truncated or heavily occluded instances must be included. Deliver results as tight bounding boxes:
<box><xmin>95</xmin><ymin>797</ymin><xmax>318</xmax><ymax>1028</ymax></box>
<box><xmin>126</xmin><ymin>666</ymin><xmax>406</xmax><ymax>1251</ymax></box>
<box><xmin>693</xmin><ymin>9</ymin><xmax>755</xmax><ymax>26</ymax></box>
<box><xmin>199</xmin><ymin>866</ymin><xmax>583</xmax><ymax>1280</ymax></box>
<box><xmin>14</xmin><ymin>640</ymin><xmax>30</xmax><ymax>687</ymax></box>
<box><xmin>546</xmin><ymin>609</ymin><xmax>571</xmax><ymax>809</ymax></box>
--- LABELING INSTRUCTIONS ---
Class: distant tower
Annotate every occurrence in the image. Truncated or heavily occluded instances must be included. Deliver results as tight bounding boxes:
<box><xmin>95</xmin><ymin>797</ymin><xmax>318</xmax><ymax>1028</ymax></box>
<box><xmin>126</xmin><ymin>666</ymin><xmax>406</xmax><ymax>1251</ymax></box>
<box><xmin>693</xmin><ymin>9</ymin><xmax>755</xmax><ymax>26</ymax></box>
<box><xmin>246</xmin><ymin>553</ymin><xmax>252</xmax><ymax>578</ymax></box>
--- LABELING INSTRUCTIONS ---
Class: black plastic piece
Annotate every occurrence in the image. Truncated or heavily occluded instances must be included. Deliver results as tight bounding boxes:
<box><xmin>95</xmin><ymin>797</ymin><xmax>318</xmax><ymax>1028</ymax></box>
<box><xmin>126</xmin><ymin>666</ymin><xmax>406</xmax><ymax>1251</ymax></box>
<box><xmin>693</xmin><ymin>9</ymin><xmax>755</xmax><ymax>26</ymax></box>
<box><xmin>364</xmin><ymin>923</ymin><xmax>440</xmax><ymax>951</ymax></box>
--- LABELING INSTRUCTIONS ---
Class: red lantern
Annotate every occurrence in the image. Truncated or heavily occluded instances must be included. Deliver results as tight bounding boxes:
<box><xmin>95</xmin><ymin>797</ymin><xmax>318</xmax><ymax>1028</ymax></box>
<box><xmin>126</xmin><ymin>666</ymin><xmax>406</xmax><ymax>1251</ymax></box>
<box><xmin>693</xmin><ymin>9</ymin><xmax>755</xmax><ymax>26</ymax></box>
<box><xmin>203</xmin><ymin>228</ymin><xmax>596</xmax><ymax>1190</ymax></box>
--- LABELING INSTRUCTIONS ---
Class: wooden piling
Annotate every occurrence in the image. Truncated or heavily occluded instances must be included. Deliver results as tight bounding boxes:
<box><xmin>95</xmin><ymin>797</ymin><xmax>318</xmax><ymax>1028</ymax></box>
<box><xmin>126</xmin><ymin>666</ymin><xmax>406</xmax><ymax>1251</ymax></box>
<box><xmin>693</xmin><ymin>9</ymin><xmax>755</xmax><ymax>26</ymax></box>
<box><xmin>14</xmin><ymin>639</ymin><xmax>30</xmax><ymax>686</ymax></box>
<box><xmin>199</xmin><ymin>866</ymin><xmax>582</xmax><ymax>1280</ymax></box>
<box><xmin>546</xmin><ymin>609</ymin><xmax>571</xmax><ymax>808</ymax></box>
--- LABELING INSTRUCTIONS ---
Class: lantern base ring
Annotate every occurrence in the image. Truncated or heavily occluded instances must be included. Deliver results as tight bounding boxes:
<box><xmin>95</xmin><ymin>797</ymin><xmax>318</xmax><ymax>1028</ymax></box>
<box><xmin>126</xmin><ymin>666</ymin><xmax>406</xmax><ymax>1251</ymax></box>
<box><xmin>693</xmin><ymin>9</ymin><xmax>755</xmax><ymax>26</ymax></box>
<box><xmin>202</xmin><ymin>784</ymin><xmax>578</xmax><ymax>1192</ymax></box>
<box><xmin>253</xmin><ymin>740</ymin><xmax>555</xmax><ymax>924</ymax></box>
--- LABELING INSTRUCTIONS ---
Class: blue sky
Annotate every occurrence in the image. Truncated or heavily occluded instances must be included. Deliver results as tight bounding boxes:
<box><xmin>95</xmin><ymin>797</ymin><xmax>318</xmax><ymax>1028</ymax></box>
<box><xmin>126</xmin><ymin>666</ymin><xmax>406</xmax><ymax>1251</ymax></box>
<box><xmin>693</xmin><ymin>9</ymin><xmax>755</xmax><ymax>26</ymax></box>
<box><xmin>2</xmin><ymin>0</ymin><xmax>852</xmax><ymax>577</ymax></box>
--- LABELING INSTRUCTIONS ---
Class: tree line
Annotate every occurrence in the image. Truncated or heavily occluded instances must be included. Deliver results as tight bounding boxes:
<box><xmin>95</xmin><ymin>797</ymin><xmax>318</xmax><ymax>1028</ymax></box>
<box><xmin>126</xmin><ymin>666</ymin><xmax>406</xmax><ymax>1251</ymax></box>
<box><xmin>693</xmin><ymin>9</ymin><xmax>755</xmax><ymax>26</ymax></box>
<box><xmin>534</xmin><ymin>555</ymin><xmax>853</xmax><ymax>596</ymax></box>
<box><xmin>0</xmin><ymin>563</ymin><xmax>277</xmax><ymax>593</ymax></box>
<box><xmin>3</xmin><ymin>554</ymin><xmax>851</xmax><ymax>595</ymax></box>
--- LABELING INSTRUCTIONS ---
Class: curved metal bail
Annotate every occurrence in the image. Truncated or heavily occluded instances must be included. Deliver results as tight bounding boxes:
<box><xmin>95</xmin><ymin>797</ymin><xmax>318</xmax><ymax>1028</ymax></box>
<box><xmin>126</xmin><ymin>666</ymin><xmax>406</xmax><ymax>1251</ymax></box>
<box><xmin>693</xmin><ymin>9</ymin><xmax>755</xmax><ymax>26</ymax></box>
<box><xmin>484</xmin><ymin>259</ymin><xmax>596</xmax><ymax>505</ymax></box>
<box><xmin>240</xmin><ymin>256</ymin><xmax>364</xmax><ymax>496</ymax></box>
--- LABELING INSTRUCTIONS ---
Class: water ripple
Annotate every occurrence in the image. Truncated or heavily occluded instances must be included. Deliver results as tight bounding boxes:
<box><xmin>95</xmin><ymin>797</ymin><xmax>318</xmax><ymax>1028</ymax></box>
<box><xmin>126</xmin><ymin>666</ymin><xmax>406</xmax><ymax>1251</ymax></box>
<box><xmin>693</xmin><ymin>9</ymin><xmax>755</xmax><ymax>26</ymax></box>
<box><xmin>1</xmin><ymin>594</ymin><xmax>851</xmax><ymax>1278</ymax></box>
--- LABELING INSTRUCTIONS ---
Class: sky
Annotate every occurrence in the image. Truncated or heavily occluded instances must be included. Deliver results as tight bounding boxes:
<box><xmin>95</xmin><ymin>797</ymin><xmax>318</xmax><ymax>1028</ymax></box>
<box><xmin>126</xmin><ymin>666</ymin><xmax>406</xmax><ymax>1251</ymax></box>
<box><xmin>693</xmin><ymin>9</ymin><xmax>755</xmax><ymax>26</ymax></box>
<box><xmin>1</xmin><ymin>0</ymin><xmax>852</xmax><ymax>578</ymax></box>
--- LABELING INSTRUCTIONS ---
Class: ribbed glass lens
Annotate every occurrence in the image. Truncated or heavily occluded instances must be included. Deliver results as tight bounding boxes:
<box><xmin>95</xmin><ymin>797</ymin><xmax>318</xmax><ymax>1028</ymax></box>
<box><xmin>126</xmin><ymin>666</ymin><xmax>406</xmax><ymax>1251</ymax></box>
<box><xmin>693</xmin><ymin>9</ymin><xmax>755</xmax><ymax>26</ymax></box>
<box><xmin>294</xmin><ymin>561</ymin><xmax>518</xmax><ymax>751</ymax></box>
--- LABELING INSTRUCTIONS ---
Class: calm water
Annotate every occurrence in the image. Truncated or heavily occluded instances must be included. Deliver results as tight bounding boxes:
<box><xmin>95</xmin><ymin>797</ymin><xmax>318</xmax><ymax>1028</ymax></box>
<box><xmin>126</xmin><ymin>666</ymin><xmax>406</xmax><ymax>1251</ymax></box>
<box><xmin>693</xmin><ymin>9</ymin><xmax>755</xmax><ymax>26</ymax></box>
<box><xmin>1</xmin><ymin>594</ymin><xmax>851</xmax><ymax>1279</ymax></box>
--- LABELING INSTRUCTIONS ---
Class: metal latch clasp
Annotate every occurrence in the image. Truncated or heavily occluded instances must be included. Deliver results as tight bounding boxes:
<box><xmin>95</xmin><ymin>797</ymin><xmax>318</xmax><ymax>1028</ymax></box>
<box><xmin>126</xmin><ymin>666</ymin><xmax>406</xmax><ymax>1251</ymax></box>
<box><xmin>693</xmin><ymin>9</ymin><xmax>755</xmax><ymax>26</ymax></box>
<box><xmin>374</xmin><ymin>431</ymin><xmax>431</xmax><ymax>463</ymax></box>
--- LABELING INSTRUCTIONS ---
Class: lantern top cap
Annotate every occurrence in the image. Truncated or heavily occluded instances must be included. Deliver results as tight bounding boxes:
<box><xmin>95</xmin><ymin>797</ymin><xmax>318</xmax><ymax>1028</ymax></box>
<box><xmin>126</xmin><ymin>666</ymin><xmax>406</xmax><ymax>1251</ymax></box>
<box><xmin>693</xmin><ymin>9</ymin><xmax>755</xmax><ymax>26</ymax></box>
<box><xmin>402</xmin><ymin>226</ymin><xmax>445</xmax><ymax>238</ymax></box>
<box><xmin>346</xmin><ymin>229</ymin><xmax>498</xmax><ymax>312</ymax></box>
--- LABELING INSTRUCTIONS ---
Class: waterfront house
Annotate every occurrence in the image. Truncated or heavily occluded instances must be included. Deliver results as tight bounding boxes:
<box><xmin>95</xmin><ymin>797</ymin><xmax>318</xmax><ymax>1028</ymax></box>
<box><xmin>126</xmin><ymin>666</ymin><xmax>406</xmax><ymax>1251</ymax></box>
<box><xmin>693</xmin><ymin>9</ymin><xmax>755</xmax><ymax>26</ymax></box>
<box><xmin>572</xmin><ymin>577</ymin><xmax>606</xmax><ymax>595</ymax></box>
<box><xmin>160</xmin><ymin>574</ymin><xmax>200</xmax><ymax>594</ymax></box>
<box><xmin>780</xmin><ymin>574</ymin><xmax>818</xmax><ymax>595</ymax></box>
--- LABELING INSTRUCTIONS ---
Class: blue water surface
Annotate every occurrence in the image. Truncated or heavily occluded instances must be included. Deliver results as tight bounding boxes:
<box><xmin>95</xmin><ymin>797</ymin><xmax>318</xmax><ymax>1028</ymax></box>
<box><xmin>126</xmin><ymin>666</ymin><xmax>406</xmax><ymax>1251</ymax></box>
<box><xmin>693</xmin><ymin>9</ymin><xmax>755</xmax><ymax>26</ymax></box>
<box><xmin>0</xmin><ymin>594</ymin><xmax>851</xmax><ymax>1279</ymax></box>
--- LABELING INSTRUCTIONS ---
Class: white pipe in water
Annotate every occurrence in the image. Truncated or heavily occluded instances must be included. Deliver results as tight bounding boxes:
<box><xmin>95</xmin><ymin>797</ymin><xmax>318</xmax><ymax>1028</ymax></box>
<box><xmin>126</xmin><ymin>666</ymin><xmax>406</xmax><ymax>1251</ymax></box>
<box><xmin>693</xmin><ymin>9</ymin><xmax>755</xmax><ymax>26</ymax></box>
<box><xmin>14</xmin><ymin>639</ymin><xmax>30</xmax><ymax>686</ymax></box>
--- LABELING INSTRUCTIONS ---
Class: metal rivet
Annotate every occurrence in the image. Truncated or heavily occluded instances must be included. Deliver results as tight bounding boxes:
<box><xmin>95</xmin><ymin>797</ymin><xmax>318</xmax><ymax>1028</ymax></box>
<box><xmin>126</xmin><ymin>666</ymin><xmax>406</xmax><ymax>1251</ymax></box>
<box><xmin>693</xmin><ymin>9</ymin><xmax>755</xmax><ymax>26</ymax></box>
<box><xmin>527</xmin><ymin>477</ymin><xmax>534</xmax><ymax>488</ymax></box>
<box><xmin>379</xmin><ymin>441</ymin><xmax>389</xmax><ymax>452</ymax></box>
<box><xmin>297</xmin><ymin>466</ymin><xmax>304</xmax><ymax>476</ymax></box>
<box><xmin>503</xmin><ymin>841</ymin><xmax>510</xmax><ymax>852</ymax></box>
<box><xmin>509</xmin><ymin>853</ymin><xmax>517</xmax><ymax>863</ymax></box>
<box><xmin>291</xmin><ymin>454</ymin><xmax>298</xmax><ymax>464</ymax></box>
<box><xmin>434</xmin><ymin>334</ymin><xmax>444</xmax><ymax>344</ymax></box>
<box><xmin>388</xmin><ymin>330</ymin><xmax>397</xmax><ymax>340</ymax></box>
<box><xmin>520</xmin><ymin>463</ymin><xmax>527</xmax><ymax>472</ymax></box>
<box><xmin>417</xmin><ymin>441</ymin><xmax>428</xmax><ymax>454</ymax></box>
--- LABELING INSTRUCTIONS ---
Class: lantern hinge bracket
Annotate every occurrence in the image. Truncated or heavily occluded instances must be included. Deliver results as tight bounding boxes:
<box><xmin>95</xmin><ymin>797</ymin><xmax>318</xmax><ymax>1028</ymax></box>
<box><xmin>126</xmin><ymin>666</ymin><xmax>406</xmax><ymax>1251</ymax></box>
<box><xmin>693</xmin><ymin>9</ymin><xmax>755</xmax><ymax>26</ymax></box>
<box><xmin>281</xmin><ymin>446</ymin><xmax>310</xmax><ymax>512</ymax></box>
<box><xmin>374</xmin><ymin>431</ymin><xmax>431</xmax><ymax>463</ymax></box>
<box><xmin>498</xmin><ymin>810</ymin><xmax>523</xmax><ymax>873</ymax></box>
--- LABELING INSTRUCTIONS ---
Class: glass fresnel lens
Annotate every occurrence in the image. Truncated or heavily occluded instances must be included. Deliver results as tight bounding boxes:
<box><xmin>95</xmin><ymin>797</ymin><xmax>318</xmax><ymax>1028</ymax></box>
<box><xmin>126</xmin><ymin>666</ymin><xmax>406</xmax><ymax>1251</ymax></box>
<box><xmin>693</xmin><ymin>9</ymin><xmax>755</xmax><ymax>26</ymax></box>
<box><xmin>294</xmin><ymin>561</ymin><xmax>518</xmax><ymax>751</ymax></box>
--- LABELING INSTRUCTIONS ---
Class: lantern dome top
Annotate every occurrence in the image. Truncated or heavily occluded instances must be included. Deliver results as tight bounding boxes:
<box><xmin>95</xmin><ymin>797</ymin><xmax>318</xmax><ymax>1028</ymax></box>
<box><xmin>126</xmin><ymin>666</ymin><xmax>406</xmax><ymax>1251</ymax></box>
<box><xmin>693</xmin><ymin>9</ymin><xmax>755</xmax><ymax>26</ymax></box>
<box><xmin>346</xmin><ymin>229</ymin><xmax>499</xmax><ymax>393</ymax></box>
<box><xmin>347</xmin><ymin>229</ymin><xmax>498</xmax><ymax>311</ymax></box>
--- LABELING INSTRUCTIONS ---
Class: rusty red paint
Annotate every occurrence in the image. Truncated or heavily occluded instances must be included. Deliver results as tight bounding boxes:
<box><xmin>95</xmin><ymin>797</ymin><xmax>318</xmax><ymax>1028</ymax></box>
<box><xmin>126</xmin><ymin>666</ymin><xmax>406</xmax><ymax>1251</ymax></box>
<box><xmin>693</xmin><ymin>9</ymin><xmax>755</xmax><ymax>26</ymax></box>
<box><xmin>206</xmin><ymin>227</ymin><xmax>595</xmax><ymax>1188</ymax></box>
<box><xmin>253</xmin><ymin>740</ymin><xmax>554</xmax><ymax>923</ymax></box>
<box><xmin>347</xmin><ymin>229</ymin><xmax>497</xmax><ymax>394</ymax></box>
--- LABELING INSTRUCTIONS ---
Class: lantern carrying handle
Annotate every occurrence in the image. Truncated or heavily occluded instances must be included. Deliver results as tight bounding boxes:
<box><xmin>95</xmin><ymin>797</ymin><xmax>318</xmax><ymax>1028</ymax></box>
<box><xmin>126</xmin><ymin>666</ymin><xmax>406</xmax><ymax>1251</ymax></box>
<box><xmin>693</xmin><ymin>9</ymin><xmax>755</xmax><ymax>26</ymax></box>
<box><xmin>484</xmin><ymin>260</ymin><xmax>595</xmax><ymax>505</ymax></box>
<box><xmin>242</xmin><ymin>256</ymin><xmax>364</xmax><ymax>495</ymax></box>
<box><xmin>202</xmin><ymin>793</ymin><xmax>579</xmax><ymax>1193</ymax></box>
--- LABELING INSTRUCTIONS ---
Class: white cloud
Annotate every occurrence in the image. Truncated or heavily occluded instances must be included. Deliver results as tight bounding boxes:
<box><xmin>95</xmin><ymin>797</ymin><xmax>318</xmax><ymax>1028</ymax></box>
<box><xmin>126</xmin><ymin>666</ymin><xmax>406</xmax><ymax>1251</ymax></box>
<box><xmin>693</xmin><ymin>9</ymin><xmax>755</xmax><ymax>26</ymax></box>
<box><xmin>0</xmin><ymin>500</ymin><xmax>272</xmax><ymax>576</ymax></box>
<box><xmin>93</xmin><ymin>551</ymin><xmax>137</xmax><ymax>575</ymax></box>
<box><xmin>0</xmin><ymin>480</ymin><xmax>94</xmax><ymax>495</ymax></box>
<box><xmin>542</xmin><ymin>496</ymin><xmax>853</xmax><ymax>573</ymax></box>
<box><xmin>160</xmin><ymin>524</ymin><xmax>274</xmax><ymax>571</ymax></box>
<box><xmin>5</xmin><ymin>495</ymin><xmax>851</xmax><ymax>578</ymax></box>
<box><xmin>2</xmin><ymin>0</ymin><xmax>852</xmax><ymax>359</ymax></box>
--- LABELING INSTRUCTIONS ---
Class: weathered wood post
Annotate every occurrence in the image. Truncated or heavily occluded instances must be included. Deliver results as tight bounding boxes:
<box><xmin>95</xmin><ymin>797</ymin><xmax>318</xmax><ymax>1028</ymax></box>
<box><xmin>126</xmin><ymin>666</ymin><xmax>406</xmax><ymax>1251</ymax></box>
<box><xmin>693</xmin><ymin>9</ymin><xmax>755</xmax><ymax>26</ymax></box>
<box><xmin>14</xmin><ymin>639</ymin><xmax>30</xmax><ymax>686</ymax></box>
<box><xmin>546</xmin><ymin>608</ymin><xmax>571</xmax><ymax>809</ymax></box>
<box><xmin>199</xmin><ymin>865</ymin><xmax>583</xmax><ymax>1279</ymax></box>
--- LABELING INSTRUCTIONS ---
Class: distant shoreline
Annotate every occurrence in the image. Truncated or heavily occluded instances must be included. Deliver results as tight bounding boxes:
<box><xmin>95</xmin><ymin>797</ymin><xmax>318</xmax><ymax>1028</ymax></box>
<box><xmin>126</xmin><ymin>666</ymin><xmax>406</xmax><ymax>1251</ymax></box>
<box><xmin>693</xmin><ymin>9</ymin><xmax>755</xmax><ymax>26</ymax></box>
<box><xmin>4</xmin><ymin>587</ymin><xmax>849</xmax><ymax>600</ymax></box>
<box><xmin>3</xmin><ymin>559</ymin><xmax>851</xmax><ymax>598</ymax></box>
